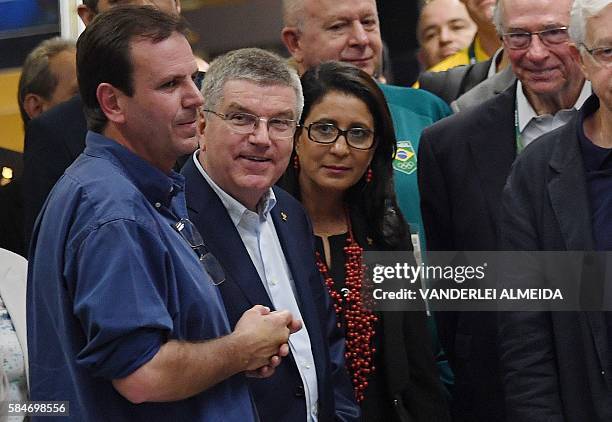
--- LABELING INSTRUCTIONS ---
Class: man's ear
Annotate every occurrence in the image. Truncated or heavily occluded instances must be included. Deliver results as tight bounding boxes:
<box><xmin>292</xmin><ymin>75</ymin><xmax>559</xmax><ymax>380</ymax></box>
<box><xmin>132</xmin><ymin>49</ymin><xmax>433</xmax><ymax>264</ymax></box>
<box><xmin>97</xmin><ymin>83</ymin><xmax>126</xmax><ymax>124</ymax></box>
<box><xmin>281</xmin><ymin>27</ymin><xmax>304</xmax><ymax>64</ymax></box>
<box><xmin>416</xmin><ymin>48</ymin><xmax>428</xmax><ymax>69</ymax></box>
<box><xmin>569</xmin><ymin>43</ymin><xmax>589</xmax><ymax>80</ymax></box>
<box><xmin>175</xmin><ymin>0</ymin><xmax>181</xmax><ymax>14</ymax></box>
<box><xmin>23</xmin><ymin>93</ymin><xmax>46</xmax><ymax>120</ymax></box>
<box><xmin>77</xmin><ymin>5</ymin><xmax>96</xmax><ymax>26</ymax></box>
<box><xmin>197</xmin><ymin>109</ymin><xmax>207</xmax><ymax>151</ymax></box>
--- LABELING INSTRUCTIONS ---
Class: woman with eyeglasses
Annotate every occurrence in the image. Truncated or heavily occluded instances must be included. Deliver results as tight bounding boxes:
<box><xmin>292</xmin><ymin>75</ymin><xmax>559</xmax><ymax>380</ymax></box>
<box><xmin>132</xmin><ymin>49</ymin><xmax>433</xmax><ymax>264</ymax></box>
<box><xmin>278</xmin><ymin>61</ymin><xmax>450</xmax><ymax>422</ymax></box>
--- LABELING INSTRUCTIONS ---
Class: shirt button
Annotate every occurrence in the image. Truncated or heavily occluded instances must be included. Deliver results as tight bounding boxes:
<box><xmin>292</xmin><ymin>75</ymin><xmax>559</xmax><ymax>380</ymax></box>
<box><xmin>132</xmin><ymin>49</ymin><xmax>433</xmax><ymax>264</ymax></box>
<box><xmin>154</xmin><ymin>202</ymin><xmax>161</xmax><ymax>208</ymax></box>
<box><xmin>270</xmin><ymin>279</ymin><xmax>278</xmax><ymax>286</ymax></box>
<box><xmin>305</xmin><ymin>364</ymin><xmax>311</xmax><ymax>369</ymax></box>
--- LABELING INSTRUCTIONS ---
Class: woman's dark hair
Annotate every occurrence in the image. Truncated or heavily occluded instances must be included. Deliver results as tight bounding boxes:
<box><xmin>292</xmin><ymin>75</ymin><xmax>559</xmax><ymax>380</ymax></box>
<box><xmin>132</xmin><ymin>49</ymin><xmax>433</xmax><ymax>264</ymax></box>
<box><xmin>279</xmin><ymin>61</ymin><xmax>408</xmax><ymax>248</ymax></box>
<box><xmin>76</xmin><ymin>5</ymin><xmax>187</xmax><ymax>133</ymax></box>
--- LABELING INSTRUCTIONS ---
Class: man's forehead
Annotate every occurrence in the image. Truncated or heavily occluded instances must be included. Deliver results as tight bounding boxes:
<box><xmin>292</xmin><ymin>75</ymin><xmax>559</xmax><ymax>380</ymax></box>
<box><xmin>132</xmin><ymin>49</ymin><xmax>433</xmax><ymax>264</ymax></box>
<box><xmin>220</xmin><ymin>80</ymin><xmax>297</xmax><ymax>113</ymax></box>
<box><xmin>585</xmin><ymin>5</ymin><xmax>612</xmax><ymax>44</ymax></box>
<box><xmin>130</xmin><ymin>34</ymin><xmax>197</xmax><ymax>78</ymax></box>
<box><xmin>304</xmin><ymin>0</ymin><xmax>378</xmax><ymax>21</ymax></box>
<box><xmin>97</xmin><ymin>0</ymin><xmax>150</xmax><ymax>12</ymax></box>
<box><xmin>502</xmin><ymin>0</ymin><xmax>571</xmax><ymax>27</ymax></box>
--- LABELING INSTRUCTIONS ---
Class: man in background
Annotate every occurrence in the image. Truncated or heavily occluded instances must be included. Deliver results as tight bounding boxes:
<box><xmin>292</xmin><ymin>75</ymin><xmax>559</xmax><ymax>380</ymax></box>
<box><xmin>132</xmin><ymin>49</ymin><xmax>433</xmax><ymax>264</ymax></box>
<box><xmin>0</xmin><ymin>38</ymin><xmax>77</xmax><ymax>257</ymax></box>
<box><xmin>428</xmin><ymin>0</ymin><xmax>500</xmax><ymax>71</ymax></box>
<box><xmin>417</xmin><ymin>0</ymin><xmax>477</xmax><ymax>69</ymax></box>
<box><xmin>17</xmin><ymin>37</ymin><xmax>77</xmax><ymax>124</ymax></box>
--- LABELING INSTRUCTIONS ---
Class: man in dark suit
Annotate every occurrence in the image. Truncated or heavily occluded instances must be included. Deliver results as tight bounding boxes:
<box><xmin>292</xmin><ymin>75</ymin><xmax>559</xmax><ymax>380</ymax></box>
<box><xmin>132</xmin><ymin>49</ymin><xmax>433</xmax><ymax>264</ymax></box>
<box><xmin>418</xmin><ymin>0</ymin><xmax>590</xmax><ymax>420</ymax></box>
<box><xmin>499</xmin><ymin>0</ymin><xmax>612</xmax><ymax>420</ymax></box>
<box><xmin>182</xmin><ymin>48</ymin><xmax>358</xmax><ymax>422</ymax></box>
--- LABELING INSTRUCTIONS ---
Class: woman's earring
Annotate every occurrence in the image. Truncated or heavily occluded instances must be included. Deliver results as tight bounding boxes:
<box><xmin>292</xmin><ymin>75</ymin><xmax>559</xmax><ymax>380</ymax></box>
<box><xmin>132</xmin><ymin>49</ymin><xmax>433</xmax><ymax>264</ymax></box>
<box><xmin>293</xmin><ymin>154</ymin><xmax>300</xmax><ymax>170</ymax></box>
<box><xmin>366</xmin><ymin>166</ymin><xmax>373</xmax><ymax>183</ymax></box>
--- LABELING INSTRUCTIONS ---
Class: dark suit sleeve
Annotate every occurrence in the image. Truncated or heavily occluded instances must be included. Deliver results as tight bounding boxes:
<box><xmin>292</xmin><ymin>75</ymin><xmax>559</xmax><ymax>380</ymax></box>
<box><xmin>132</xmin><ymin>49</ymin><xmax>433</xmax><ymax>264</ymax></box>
<box><xmin>418</xmin><ymin>127</ymin><xmax>454</xmax><ymax>252</ymax></box>
<box><xmin>497</xmin><ymin>159</ymin><xmax>564</xmax><ymax>421</ymax></box>
<box><xmin>22</xmin><ymin>118</ymin><xmax>72</xmax><ymax>250</ymax></box>
<box><xmin>417</xmin><ymin>128</ymin><xmax>458</xmax><ymax>362</ymax></box>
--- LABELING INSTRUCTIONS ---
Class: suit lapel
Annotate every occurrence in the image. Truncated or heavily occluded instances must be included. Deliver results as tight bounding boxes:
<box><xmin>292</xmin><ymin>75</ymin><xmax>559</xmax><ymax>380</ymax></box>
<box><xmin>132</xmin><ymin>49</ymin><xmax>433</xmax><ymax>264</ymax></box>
<box><xmin>468</xmin><ymin>85</ymin><xmax>517</xmax><ymax>229</ymax></box>
<box><xmin>270</xmin><ymin>194</ymin><xmax>321</xmax><ymax>341</ymax></box>
<box><xmin>270</xmin><ymin>192</ymin><xmax>327</xmax><ymax>391</ymax></box>
<box><xmin>183</xmin><ymin>158</ymin><xmax>274</xmax><ymax>309</ymax></box>
<box><xmin>547</xmin><ymin>121</ymin><xmax>594</xmax><ymax>251</ymax></box>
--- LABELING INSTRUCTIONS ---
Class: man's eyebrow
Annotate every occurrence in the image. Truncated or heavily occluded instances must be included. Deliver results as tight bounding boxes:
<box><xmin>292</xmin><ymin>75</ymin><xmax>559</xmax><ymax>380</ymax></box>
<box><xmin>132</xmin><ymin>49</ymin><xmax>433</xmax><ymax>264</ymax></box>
<box><xmin>224</xmin><ymin>103</ymin><xmax>295</xmax><ymax>119</ymax></box>
<box><xmin>506</xmin><ymin>23</ymin><xmax>567</xmax><ymax>32</ymax></box>
<box><xmin>421</xmin><ymin>23</ymin><xmax>440</xmax><ymax>35</ymax></box>
<box><xmin>224</xmin><ymin>103</ymin><xmax>252</xmax><ymax>113</ymax></box>
<box><xmin>448</xmin><ymin>18</ymin><xmax>469</xmax><ymax>26</ymax></box>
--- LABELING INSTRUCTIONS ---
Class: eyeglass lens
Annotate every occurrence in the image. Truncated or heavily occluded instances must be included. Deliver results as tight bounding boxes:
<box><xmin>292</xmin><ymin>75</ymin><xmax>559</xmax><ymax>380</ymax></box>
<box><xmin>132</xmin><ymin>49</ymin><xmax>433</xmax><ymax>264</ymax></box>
<box><xmin>308</xmin><ymin>122</ymin><xmax>374</xmax><ymax>149</ymax></box>
<box><xmin>504</xmin><ymin>28</ymin><xmax>568</xmax><ymax>49</ymax></box>
<box><xmin>224</xmin><ymin>112</ymin><xmax>297</xmax><ymax>138</ymax></box>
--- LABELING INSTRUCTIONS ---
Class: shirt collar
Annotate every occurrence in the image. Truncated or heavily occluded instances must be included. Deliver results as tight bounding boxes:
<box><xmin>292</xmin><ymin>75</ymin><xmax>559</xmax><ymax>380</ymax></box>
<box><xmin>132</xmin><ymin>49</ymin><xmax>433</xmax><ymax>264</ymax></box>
<box><xmin>83</xmin><ymin>131</ymin><xmax>184</xmax><ymax>207</ymax></box>
<box><xmin>487</xmin><ymin>48</ymin><xmax>505</xmax><ymax>78</ymax></box>
<box><xmin>516</xmin><ymin>80</ymin><xmax>592</xmax><ymax>132</ymax></box>
<box><xmin>191</xmin><ymin>152</ymin><xmax>276</xmax><ymax>227</ymax></box>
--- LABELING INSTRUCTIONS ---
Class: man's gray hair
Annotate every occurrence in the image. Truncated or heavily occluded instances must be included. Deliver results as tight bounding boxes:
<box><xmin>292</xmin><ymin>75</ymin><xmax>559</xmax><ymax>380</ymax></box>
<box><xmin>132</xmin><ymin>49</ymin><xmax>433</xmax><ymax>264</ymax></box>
<box><xmin>492</xmin><ymin>0</ymin><xmax>504</xmax><ymax>35</ymax></box>
<box><xmin>569</xmin><ymin>0</ymin><xmax>611</xmax><ymax>45</ymax></box>
<box><xmin>17</xmin><ymin>37</ymin><xmax>76</xmax><ymax>124</ymax></box>
<box><xmin>282</xmin><ymin>0</ymin><xmax>305</xmax><ymax>28</ymax></box>
<box><xmin>202</xmin><ymin>48</ymin><xmax>304</xmax><ymax>121</ymax></box>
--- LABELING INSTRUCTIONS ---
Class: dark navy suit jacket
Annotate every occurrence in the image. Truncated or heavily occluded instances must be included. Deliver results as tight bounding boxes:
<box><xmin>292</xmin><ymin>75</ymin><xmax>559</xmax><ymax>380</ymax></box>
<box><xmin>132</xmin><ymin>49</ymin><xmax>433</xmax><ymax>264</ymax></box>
<box><xmin>182</xmin><ymin>157</ymin><xmax>359</xmax><ymax>422</ymax></box>
<box><xmin>22</xmin><ymin>95</ymin><xmax>87</xmax><ymax>249</ymax></box>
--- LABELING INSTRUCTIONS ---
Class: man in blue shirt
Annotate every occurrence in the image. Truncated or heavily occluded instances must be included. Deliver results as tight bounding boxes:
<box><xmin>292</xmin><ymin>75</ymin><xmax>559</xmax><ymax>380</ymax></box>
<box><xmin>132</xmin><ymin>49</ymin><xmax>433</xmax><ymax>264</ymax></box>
<box><xmin>27</xmin><ymin>7</ymin><xmax>300</xmax><ymax>421</ymax></box>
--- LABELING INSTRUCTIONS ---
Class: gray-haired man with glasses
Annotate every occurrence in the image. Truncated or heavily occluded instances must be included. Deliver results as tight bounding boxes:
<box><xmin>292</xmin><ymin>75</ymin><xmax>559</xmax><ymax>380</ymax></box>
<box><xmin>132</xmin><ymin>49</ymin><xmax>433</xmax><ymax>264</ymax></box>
<box><xmin>418</xmin><ymin>0</ymin><xmax>592</xmax><ymax>420</ymax></box>
<box><xmin>181</xmin><ymin>48</ymin><xmax>359</xmax><ymax>422</ymax></box>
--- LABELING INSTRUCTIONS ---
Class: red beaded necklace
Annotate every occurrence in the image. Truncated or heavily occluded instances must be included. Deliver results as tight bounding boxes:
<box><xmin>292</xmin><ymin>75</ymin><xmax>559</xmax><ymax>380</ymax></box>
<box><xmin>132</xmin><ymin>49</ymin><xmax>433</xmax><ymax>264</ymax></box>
<box><xmin>315</xmin><ymin>216</ymin><xmax>378</xmax><ymax>403</ymax></box>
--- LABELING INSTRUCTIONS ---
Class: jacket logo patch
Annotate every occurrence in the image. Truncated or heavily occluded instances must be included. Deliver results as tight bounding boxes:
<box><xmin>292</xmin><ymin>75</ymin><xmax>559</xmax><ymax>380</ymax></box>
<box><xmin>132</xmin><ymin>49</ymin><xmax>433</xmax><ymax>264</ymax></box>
<box><xmin>393</xmin><ymin>140</ymin><xmax>417</xmax><ymax>175</ymax></box>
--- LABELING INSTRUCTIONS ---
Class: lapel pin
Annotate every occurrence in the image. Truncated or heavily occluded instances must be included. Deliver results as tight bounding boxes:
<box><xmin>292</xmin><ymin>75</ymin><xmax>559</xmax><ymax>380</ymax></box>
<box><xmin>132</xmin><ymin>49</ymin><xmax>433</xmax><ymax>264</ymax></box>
<box><xmin>280</xmin><ymin>211</ymin><xmax>288</xmax><ymax>221</ymax></box>
<box><xmin>366</xmin><ymin>236</ymin><xmax>373</xmax><ymax>245</ymax></box>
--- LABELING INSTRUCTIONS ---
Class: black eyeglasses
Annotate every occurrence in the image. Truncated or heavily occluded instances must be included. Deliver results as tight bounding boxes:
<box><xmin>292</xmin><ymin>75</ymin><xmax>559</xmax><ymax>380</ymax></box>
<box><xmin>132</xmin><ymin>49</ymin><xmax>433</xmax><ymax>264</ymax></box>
<box><xmin>581</xmin><ymin>44</ymin><xmax>612</xmax><ymax>68</ymax></box>
<box><xmin>304</xmin><ymin>122</ymin><xmax>376</xmax><ymax>150</ymax></box>
<box><xmin>502</xmin><ymin>26</ymin><xmax>569</xmax><ymax>50</ymax></box>
<box><xmin>173</xmin><ymin>218</ymin><xmax>225</xmax><ymax>285</ymax></box>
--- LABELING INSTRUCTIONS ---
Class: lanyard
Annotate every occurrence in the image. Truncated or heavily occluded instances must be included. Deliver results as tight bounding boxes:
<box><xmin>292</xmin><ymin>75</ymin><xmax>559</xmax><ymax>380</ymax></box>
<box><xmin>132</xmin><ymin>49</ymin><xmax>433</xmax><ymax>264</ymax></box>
<box><xmin>514</xmin><ymin>105</ymin><xmax>524</xmax><ymax>154</ymax></box>
<box><xmin>468</xmin><ymin>41</ymin><xmax>477</xmax><ymax>65</ymax></box>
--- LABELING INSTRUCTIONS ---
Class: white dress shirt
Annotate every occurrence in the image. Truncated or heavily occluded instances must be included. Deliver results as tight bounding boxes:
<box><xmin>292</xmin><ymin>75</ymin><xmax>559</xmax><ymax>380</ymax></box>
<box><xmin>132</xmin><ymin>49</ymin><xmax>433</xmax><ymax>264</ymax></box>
<box><xmin>516</xmin><ymin>80</ymin><xmax>591</xmax><ymax>148</ymax></box>
<box><xmin>193</xmin><ymin>153</ymin><xmax>319</xmax><ymax>421</ymax></box>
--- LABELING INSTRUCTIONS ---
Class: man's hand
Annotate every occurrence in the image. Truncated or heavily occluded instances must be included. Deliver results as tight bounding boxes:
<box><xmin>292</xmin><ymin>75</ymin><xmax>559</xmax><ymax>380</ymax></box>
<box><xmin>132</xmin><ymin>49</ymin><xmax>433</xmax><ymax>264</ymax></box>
<box><xmin>234</xmin><ymin>305</ymin><xmax>302</xmax><ymax>375</ymax></box>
